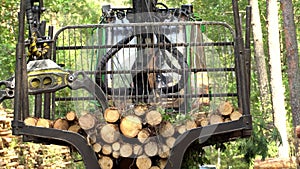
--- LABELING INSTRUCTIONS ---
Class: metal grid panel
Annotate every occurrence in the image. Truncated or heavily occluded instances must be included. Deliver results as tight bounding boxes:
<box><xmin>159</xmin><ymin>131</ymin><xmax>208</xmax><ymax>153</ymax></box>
<box><xmin>53</xmin><ymin>21</ymin><xmax>237</xmax><ymax>117</ymax></box>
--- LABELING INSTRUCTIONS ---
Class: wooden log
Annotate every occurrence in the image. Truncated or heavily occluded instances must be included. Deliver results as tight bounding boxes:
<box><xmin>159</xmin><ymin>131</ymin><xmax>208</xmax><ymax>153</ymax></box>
<box><xmin>185</xmin><ymin>120</ymin><xmax>197</xmax><ymax>130</ymax></box>
<box><xmin>159</xmin><ymin>121</ymin><xmax>175</xmax><ymax>138</ymax></box>
<box><xmin>112</xmin><ymin>142</ymin><xmax>121</xmax><ymax>152</ymax></box>
<box><xmin>136</xmin><ymin>155</ymin><xmax>152</xmax><ymax>169</ymax></box>
<box><xmin>230</xmin><ymin>111</ymin><xmax>242</xmax><ymax>121</ymax></box>
<box><xmin>176</xmin><ymin>125</ymin><xmax>186</xmax><ymax>135</ymax></box>
<box><xmin>145</xmin><ymin>110</ymin><xmax>162</xmax><ymax>126</ymax></box>
<box><xmin>158</xmin><ymin>144</ymin><xmax>170</xmax><ymax>159</ymax></box>
<box><xmin>133</xmin><ymin>144</ymin><xmax>143</xmax><ymax>156</ymax></box>
<box><xmin>53</xmin><ymin>118</ymin><xmax>69</xmax><ymax>130</ymax></box>
<box><xmin>66</xmin><ymin>111</ymin><xmax>77</xmax><ymax>122</ymax></box>
<box><xmin>144</xmin><ymin>141</ymin><xmax>158</xmax><ymax>157</ymax></box>
<box><xmin>137</xmin><ymin>128</ymin><xmax>151</xmax><ymax>143</ymax></box>
<box><xmin>104</xmin><ymin>107</ymin><xmax>120</xmax><ymax>123</ymax></box>
<box><xmin>218</xmin><ymin>101</ymin><xmax>233</xmax><ymax>116</ymax></box>
<box><xmin>166</xmin><ymin>137</ymin><xmax>176</xmax><ymax>148</ymax></box>
<box><xmin>78</xmin><ymin>113</ymin><xmax>97</xmax><ymax>130</ymax></box>
<box><xmin>112</xmin><ymin>151</ymin><xmax>120</xmax><ymax>159</ymax></box>
<box><xmin>149</xmin><ymin>166</ymin><xmax>160</xmax><ymax>169</ymax></box>
<box><xmin>100</xmin><ymin>124</ymin><xmax>120</xmax><ymax>144</ymax></box>
<box><xmin>92</xmin><ymin>143</ymin><xmax>102</xmax><ymax>153</ymax></box>
<box><xmin>98</xmin><ymin>156</ymin><xmax>113</xmax><ymax>169</ymax></box>
<box><xmin>68</xmin><ymin>124</ymin><xmax>81</xmax><ymax>133</ymax></box>
<box><xmin>24</xmin><ymin>117</ymin><xmax>37</xmax><ymax>126</ymax></box>
<box><xmin>209</xmin><ymin>114</ymin><xmax>223</xmax><ymax>125</ymax></box>
<box><xmin>36</xmin><ymin>118</ymin><xmax>52</xmax><ymax>128</ymax></box>
<box><xmin>102</xmin><ymin>144</ymin><xmax>112</xmax><ymax>155</ymax></box>
<box><xmin>158</xmin><ymin>159</ymin><xmax>167</xmax><ymax>169</ymax></box>
<box><xmin>120</xmin><ymin>115</ymin><xmax>142</xmax><ymax>138</ymax></box>
<box><xmin>198</xmin><ymin>118</ymin><xmax>209</xmax><ymax>127</ymax></box>
<box><xmin>134</xmin><ymin>104</ymin><xmax>148</xmax><ymax>116</ymax></box>
<box><xmin>224</xmin><ymin>118</ymin><xmax>231</xmax><ymax>122</ymax></box>
<box><xmin>296</xmin><ymin>125</ymin><xmax>300</xmax><ymax>138</ymax></box>
<box><xmin>120</xmin><ymin>143</ymin><xmax>133</xmax><ymax>158</ymax></box>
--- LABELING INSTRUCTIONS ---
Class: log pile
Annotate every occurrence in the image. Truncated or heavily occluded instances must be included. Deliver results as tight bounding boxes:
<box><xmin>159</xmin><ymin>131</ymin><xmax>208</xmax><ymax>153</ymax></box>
<box><xmin>18</xmin><ymin>101</ymin><xmax>242</xmax><ymax>168</ymax></box>
<box><xmin>253</xmin><ymin>158</ymin><xmax>296</xmax><ymax>169</ymax></box>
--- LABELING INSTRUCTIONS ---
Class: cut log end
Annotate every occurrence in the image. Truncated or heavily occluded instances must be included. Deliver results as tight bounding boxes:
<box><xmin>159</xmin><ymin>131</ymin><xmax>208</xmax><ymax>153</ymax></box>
<box><xmin>104</xmin><ymin>107</ymin><xmax>120</xmax><ymax>123</ymax></box>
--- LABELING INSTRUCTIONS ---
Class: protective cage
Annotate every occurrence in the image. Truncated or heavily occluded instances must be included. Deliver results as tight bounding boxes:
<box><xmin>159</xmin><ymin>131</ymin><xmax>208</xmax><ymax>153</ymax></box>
<box><xmin>53</xmin><ymin>22</ymin><xmax>238</xmax><ymax>117</ymax></box>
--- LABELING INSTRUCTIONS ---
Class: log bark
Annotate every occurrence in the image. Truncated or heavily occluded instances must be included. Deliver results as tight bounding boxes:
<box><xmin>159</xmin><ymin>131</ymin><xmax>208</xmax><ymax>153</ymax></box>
<box><xmin>120</xmin><ymin>143</ymin><xmax>133</xmax><ymax>157</ymax></box>
<box><xmin>66</xmin><ymin>111</ymin><xmax>77</xmax><ymax>122</ymax></box>
<box><xmin>145</xmin><ymin>110</ymin><xmax>162</xmax><ymax>126</ymax></box>
<box><xmin>98</xmin><ymin>156</ymin><xmax>113</xmax><ymax>169</ymax></box>
<box><xmin>136</xmin><ymin>156</ymin><xmax>152</xmax><ymax>169</ymax></box>
<box><xmin>36</xmin><ymin>118</ymin><xmax>52</xmax><ymax>128</ymax></box>
<box><xmin>159</xmin><ymin>121</ymin><xmax>175</xmax><ymax>137</ymax></box>
<box><xmin>24</xmin><ymin>117</ymin><xmax>37</xmax><ymax>126</ymax></box>
<box><xmin>53</xmin><ymin>118</ymin><xmax>69</xmax><ymax>130</ymax></box>
<box><xmin>120</xmin><ymin>115</ymin><xmax>142</xmax><ymax>138</ymax></box>
<box><xmin>144</xmin><ymin>141</ymin><xmax>158</xmax><ymax>157</ymax></box>
<box><xmin>218</xmin><ymin>101</ymin><xmax>233</xmax><ymax>116</ymax></box>
<box><xmin>230</xmin><ymin>111</ymin><xmax>242</xmax><ymax>121</ymax></box>
<box><xmin>100</xmin><ymin>124</ymin><xmax>120</xmax><ymax>144</ymax></box>
<box><xmin>78</xmin><ymin>113</ymin><xmax>97</xmax><ymax>130</ymax></box>
<box><xmin>104</xmin><ymin>107</ymin><xmax>120</xmax><ymax>123</ymax></box>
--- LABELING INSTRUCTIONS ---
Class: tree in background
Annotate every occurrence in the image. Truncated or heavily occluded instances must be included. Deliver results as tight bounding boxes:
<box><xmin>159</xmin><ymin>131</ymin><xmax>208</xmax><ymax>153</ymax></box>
<box><xmin>280</xmin><ymin>0</ymin><xmax>300</xmax><ymax>166</ymax></box>
<box><xmin>267</xmin><ymin>0</ymin><xmax>289</xmax><ymax>158</ymax></box>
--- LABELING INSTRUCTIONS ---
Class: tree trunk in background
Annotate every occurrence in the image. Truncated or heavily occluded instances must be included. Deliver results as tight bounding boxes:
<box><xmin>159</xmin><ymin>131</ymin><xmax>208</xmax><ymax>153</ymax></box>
<box><xmin>267</xmin><ymin>0</ymin><xmax>290</xmax><ymax>159</ymax></box>
<box><xmin>249</xmin><ymin>0</ymin><xmax>271</xmax><ymax>113</ymax></box>
<box><xmin>280</xmin><ymin>0</ymin><xmax>300</xmax><ymax>166</ymax></box>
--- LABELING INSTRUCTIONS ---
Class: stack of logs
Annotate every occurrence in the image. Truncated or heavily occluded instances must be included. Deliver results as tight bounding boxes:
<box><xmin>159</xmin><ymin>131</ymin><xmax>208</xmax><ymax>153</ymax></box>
<box><xmin>23</xmin><ymin>101</ymin><xmax>242</xmax><ymax>169</ymax></box>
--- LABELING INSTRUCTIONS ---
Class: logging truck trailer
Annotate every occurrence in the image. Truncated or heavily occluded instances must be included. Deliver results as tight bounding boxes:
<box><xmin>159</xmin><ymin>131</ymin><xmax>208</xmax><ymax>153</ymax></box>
<box><xmin>0</xmin><ymin>0</ymin><xmax>252</xmax><ymax>168</ymax></box>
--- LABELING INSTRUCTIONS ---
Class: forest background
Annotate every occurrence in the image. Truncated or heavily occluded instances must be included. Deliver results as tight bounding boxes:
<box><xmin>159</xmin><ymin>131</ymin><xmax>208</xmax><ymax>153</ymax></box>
<box><xmin>0</xmin><ymin>0</ymin><xmax>299</xmax><ymax>168</ymax></box>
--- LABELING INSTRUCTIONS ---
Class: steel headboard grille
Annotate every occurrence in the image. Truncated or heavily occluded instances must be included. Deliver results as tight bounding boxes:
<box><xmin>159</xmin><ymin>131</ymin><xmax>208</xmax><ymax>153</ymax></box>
<box><xmin>52</xmin><ymin>21</ymin><xmax>237</xmax><ymax>117</ymax></box>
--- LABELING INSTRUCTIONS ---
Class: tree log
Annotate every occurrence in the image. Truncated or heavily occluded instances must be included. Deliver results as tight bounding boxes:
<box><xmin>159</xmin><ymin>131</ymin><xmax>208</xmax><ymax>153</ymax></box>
<box><xmin>120</xmin><ymin>115</ymin><xmax>142</xmax><ymax>138</ymax></box>
<box><xmin>66</xmin><ymin>111</ymin><xmax>77</xmax><ymax>122</ymax></box>
<box><xmin>159</xmin><ymin>121</ymin><xmax>175</xmax><ymax>137</ymax></box>
<box><xmin>230</xmin><ymin>111</ymin><xmax>242</xmax><ymax>121</ymax></box>
<box><xmin>98</xmin><ymin>156</ymin><xmax>113</xmax><ymax>169</ymax></box>
<box><xmin>36</xmin><ymin>118</ymin><xmax>52</xmax><ymax>128</ymax></box>
<box><xmin>120</xmin><ymin>143</ymin><xmax>133</xmax><ymax>157</ymax></box>
<box><xmin>136</xmin><ymin>155</ymin><xmax>152</xmax><ymax>169</ymax></box>
<box><xmin>185</xmin><ymin>120</ymin><xmax>197</xmax><ymax>130</ymax></box>
<box><xmin>112</xmin><ymin>151</ymin><xmax>120</xmax><ymax>159</ymax></box>
<box><xmin>134</xmin><ymin>104</ymin><xmax>148</xmax><ymax>116</ymax></box>
<box><xmin>176</xmin><ymin>125</ymin><xmax>186</xmax><ymax>135</ymax></box>
<box><xmin>68</xmin><ymin>124</ymin><xmax>81</xmax><ymax>133</ymax></box>
<box><xmin>24</xmin><ymin>117</ymin><xmax>37</xmax><ymax>126</ymax></box>
<box><xmin>102</xmin><ymin>144</ymin><xmax>112</xmax><ymax>155</ymax></box>
<box><xmin>145</xmin><ymin>110</ymin><xmax>162</xmax><ymax>126</ymax></box>
<box><xmin>104</xmin><ymin>107</ymin><xmax>120</xmax><ymax>123</ymax></box>
<box><xmin>158</xmin><ymin>144</ymin><xmax>170</xmax><ymax>159</ymax></box>
<box><xmin>133</xmin><ymin>144</ymin><xmax>143</xmax><ymax>156</ymax></box>
<box><xmin>218</xmin><ymin>101</ymin><xmax>233</xmax><ymax>116</ymax></box>
<box><xmin>166</xmin><ymin>137</ymin><xmax>176</xmax><ymax>148</ymax></box>
<box><xmin>150</xmin><ymin>166</ymin><xmax>160</xmax><ymax>169</ymax></box>
<box><xmin>144</xmin><ymin>141</ymin><xmax>158</xmax><ymax>157</ymax></box>
<box><xmin>53</xmin><ymin>118</ymin><xmax>69</xmax><ymax>130</ymax></box>
<box><xmin>92</xmin><ymin>143</ymin><xmax>102</xmax><ymax>153</ymax></box>
<box><xmin>112</xmin><ymin>142</ymin><xmax>121</xmax><ymax>151</ymax></box>
<box><xmin>100</xmin><ymin>124</ymin><xmax>120</xmax><ymax>144</ymax></box>
<box><xmin>78</xmin><ymin>113</ymin><xmax>97</xmax><ymax>130</ymax></box>
<box><xmin>209</xmin><ymin>114</ymin><xmax>223</xmax><ymax>125</ymax></box>
<box><xmin>137</xmin><ymin>128</ymin><xmax>151</xmax><ymax>143</ymax></box>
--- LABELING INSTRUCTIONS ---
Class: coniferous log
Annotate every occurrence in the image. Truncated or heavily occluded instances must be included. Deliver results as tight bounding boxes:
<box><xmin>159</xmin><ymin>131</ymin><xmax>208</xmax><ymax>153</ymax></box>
<box><xmin>66</xmin><ymin>111</ymin><xmax>77</xmax><ymax>122</ymax></box>
<box><xmin>218</xmin><ymin>101</ymin><xmax>234</xmax><ymax>116</ymax></box>
<box><xmin>78</xmin><ymin>113</ymin><xmax>98</xmax><ymax>130</ymax></box>
<box><xmin>166</xmin><ymin>137</ymin><xmax>176</xmax><ymax>148</ymax></box>
<box><xmin>145</xmin><ymin>110</ymin><xmax>162</xmax><ymax>126</ymax></box>
<box><xmin>24</xmin><ymin>117</ymin><xmax>37</xmax><ymax>126</ymax></box>
<box><xmin>68</xmin><ymin>124</ymin><xmax>81</xmax><ymax>133</ymax></box>
<box><xmin>120</xmin><ymin>143</ymin><xmax>133</xmax><ymax>158</ymax></box>
<box><xmin>36</xmin><ymin>118</ymin><xmax>52</xmax><ymax>128</ymax></box>
<box><xmin>98</xmin><ymin>156</ymin><xmax>113</xmax><ymax>169</ymax></box>
<box><xmin>144</xmin><ymin>141</ymin><xmax>158</xmax><ymax>157</ymax></box>
<box><xmin>100</xmin><ymin>124</ymin><xmax>120</xmax><ymax>144</ymax></box>
<box><xmin>133</xmin><ymin>144</ymin><xmax>143</xmax><ymax>156</ymax></box>
<box><xmin>136</xmin><ymin>155</ymin><xmax>152</xmax><ymax>169</ymax></box>
<box><xmin>53</xmin><ymin>118</ymin><xmax>69</xmax><ymax>130</ymax></box>
<box><xmin>159</xmin><ymin>121</ymin><xmax>175</xmax><ymax>138</ymax></box>
<box><xmin>230</xmin><ymin>111</ymin><xmax>242</xmax><ymax>121</ymax></box>
<box><xmin>209</xmin><ymin>114</ymin><xmax>223</xmax><ymax>125</ymax></box>
<box><xmin>120</xmin><ymin>115</ymin><xmax>142</xmax><ymax>138</ymax></box>
<box><xmin>137</xmin><ymin>128</ymin><xmax>151</xmax><ymax>143</ymax></box>
<box><xmin>104</xmin><ymin>107</ymin><xmax>120</xmax><ymax>123</ymax></box>
<box><xmin>134</xmin><ymin>104</ymin><xmax>148</xmax><ymax>116</ymax></box>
